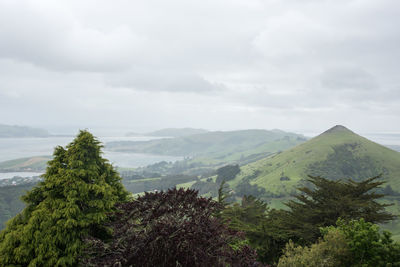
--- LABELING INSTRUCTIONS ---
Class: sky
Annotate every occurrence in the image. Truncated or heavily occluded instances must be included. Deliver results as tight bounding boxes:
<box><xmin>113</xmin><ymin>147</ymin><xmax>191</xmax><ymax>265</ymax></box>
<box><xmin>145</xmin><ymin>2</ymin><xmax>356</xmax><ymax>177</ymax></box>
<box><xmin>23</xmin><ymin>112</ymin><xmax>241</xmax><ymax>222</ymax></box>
<box><xmin>0</xmin><ymin>0</ymin><xmax>399</xmax><ymax>135</ymax></box>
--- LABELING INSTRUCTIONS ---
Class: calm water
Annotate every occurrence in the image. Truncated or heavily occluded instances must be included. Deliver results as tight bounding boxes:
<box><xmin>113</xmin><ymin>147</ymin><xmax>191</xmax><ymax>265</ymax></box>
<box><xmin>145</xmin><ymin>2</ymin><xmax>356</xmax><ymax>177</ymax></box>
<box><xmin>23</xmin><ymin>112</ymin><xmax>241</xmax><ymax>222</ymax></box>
<box><xmin>0</xmin><ymin>136</ymin><xmax>180</xmax><ymax>179</ymax></box>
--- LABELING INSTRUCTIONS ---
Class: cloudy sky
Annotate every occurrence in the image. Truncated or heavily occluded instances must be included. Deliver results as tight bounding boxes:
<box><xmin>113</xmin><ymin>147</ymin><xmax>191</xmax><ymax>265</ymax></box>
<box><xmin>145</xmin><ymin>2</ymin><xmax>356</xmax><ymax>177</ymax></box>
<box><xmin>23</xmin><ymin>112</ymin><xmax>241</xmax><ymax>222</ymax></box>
<box><xmin>0</xmin><ymin>0</ymin><xmax>399</xmax><ymax>135</ymax></box>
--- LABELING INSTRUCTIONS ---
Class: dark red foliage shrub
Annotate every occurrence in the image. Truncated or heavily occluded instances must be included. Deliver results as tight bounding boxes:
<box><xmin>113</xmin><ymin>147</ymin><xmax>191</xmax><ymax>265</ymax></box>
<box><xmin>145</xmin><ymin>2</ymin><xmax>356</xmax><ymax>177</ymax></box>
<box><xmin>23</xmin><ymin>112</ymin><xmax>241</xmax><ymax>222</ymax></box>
<box><xmin>80</xmin><ymin>188</ymin><xmax>260</xmax><ymax>267</ymax></box>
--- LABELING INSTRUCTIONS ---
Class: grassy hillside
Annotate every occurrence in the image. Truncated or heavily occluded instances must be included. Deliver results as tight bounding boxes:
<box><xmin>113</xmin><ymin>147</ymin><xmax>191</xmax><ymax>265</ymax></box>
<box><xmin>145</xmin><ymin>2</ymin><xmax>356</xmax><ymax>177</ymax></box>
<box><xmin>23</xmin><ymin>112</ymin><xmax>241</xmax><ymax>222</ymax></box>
<box><xmin>233</xmin><ymin>125</ymin><xmax>400</xmax><ymax>195</ymax></box>
<box><xmin>0</xmin><ymin>124</ymin><xmax>50</xmax><ymax>138</ymax></box>
<box><xmin>0</xmin><ymin>156</ymin><xmax>51</xmax><ymax>172</ymax></box>
<box><xmin>108</xmin><ymin>129</ymin><xmax>307</xmax><ymax>164</ymax></box>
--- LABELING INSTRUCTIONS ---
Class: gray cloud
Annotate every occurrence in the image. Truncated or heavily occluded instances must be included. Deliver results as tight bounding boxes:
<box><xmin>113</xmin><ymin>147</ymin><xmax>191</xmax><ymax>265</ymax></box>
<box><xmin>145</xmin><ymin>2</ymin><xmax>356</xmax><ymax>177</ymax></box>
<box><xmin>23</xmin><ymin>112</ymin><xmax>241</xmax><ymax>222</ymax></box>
<box><xmin>320</xmin><ymin>67</ymin><xmax>378</xmax><ymax>91</ymax></box>
<box><xmin>106</xmin><ymin>68</ymin><xmax>225</xmax><ymax>93</ymax></box>
<box><xmin>0</xmin><ymin>1</ymin><xmax>143</xmax><ymax>72</ymax></box>
<box><xmin>0</xmin><ymin>0</ymin><xmax>399</xmax><ymax>133</ymax></box>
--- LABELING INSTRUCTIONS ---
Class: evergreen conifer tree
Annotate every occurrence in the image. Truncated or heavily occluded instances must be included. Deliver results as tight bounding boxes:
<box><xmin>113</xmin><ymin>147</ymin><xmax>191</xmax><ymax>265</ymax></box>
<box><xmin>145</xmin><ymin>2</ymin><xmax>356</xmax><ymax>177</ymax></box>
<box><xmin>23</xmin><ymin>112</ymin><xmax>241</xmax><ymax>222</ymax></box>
<box><xmin>0</xmin><ymin>130</ymin><xmax>128</xmax><ymax>266</ymax></box>
<box><xmin>279</xmin><ymin>175</ymin><xmax>395</xmax><ymax>243</ymax></box>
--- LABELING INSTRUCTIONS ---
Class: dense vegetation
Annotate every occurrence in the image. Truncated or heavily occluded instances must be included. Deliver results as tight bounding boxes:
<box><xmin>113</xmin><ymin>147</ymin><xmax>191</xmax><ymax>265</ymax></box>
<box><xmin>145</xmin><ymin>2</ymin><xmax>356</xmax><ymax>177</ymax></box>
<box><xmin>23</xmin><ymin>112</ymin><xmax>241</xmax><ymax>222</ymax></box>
<box><xmin>220</xmin><ymin>175</ymin><xmax>397</xmax><ymax>265</ymax></box>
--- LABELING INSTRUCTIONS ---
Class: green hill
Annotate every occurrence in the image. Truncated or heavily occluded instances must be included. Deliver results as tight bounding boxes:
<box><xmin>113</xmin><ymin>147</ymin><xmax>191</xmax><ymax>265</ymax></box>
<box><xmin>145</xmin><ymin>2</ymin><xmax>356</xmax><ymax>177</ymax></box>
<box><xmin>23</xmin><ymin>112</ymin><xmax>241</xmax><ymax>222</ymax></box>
<box><xmin>232</xmin><ymin>125</ymin><xmax>400</xmax><ymax>196</ymax></box>
<box><xmin>0</xmin><ymin>156</ymin><xmax>51</xmax><ymax>172</ymax></box>
<box><xmin>0</xmin><ymin>124</ymin><xmax>50</xmax><ymax>138</ymax></box>
<box><xmin>108</xmin><ymin>129</ymin><xmax>307</xmax><ymax>164</ymax></box>
<box><xmin>126</xmin><ymin>128</ymin><xmax>208</xmax><ymax>137</ymax></box>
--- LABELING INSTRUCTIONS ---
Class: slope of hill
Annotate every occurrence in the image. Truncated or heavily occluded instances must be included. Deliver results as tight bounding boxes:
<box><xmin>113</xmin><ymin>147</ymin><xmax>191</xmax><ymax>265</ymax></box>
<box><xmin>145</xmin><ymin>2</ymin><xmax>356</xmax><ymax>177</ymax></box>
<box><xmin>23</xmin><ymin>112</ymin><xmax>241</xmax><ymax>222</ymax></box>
<box><xmin>232</xmin><ymin>125</ymin><xmax>400</xmax><ymax>196</ymax></box>
<box><xmin>0</xmin><ymin>182</ymin><xmax>37</xmax><ymax>229</ymax></box>
<box><xmin>0</xmin><ymin>124</ymin><xmax>50</xmax><ymax>138</ymax></box>
<box><xmin>126</xmin><ymin>128</ymin><xmax>208</xmax><ymax>137</ymax></box>
<box><xmin>0</xmin><ymin>156</ymin><xmax>51</xmax><ymax>172</ymax></box>
<box><xmin>108</xmin><ymin>129</ymin><xmax>307</xmax><ymax>164</ymax></box>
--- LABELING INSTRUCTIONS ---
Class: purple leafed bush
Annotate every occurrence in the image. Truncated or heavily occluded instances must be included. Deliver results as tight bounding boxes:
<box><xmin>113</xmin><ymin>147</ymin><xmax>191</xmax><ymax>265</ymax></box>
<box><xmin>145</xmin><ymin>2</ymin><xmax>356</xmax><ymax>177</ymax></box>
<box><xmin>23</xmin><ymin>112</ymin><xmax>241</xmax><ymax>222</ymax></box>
<box><xmin>81</xmin><ymin>188</ymin><xmax>260</xmax><ymax>267</ymax></box>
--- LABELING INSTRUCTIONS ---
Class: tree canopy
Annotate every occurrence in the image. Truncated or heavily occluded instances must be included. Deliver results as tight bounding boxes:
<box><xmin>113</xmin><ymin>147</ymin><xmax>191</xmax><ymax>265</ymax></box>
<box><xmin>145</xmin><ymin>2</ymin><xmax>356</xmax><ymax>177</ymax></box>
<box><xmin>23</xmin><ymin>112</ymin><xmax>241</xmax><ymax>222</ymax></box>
<box><xmin>216</xmin><ymin>164</ymin><xmax>241</xmax><ymax>184</ymax></box>
<box><xmin>0</xmin><ymin>130</ymin><xmax>128</xmax><ymax>266</ymax></box>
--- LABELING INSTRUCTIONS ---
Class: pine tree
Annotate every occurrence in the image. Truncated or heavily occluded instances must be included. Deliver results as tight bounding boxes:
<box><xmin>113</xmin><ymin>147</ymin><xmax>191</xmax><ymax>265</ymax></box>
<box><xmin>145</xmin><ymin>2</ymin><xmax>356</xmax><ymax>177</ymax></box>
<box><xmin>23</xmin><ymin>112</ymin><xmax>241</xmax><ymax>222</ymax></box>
<box><xmin>280</xmin><ymin>175</ymin><xmax>395</xmax><ymax>243</ymax></box>
<box><xmin>0</xmin><ymin>130</ymin><xmax>128</xmax><ymax>266</ymax></box>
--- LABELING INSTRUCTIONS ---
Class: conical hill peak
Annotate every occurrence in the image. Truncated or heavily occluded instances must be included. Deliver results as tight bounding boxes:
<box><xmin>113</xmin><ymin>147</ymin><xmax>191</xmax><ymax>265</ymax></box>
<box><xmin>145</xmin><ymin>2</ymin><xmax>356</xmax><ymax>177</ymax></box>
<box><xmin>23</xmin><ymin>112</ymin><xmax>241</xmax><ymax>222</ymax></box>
<box><xmin>321</xmin><ymin>125</ymin><xmax>354</xmax><ymax>135</ymax></box>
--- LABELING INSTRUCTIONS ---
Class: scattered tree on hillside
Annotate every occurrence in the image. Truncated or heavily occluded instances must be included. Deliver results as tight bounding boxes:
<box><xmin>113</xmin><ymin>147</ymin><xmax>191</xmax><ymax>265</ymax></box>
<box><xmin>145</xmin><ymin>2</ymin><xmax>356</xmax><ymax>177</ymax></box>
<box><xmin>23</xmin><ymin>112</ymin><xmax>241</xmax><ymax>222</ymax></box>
<box><xmin>0</xmin><ymin>130</ymin><xmax>128</xmax><ymax>266</ymax></box>
<box><xmin>191</xmin><ymin>179</ymin><xmax>219</xmax><ymax>196</ymax></box>
<box><xmin>235</xmin><ymin>181</ymin><xmax>266</xmax><ymax>197</ymax></box>
<box><xmin>81</xmin><ymin>188</ymin><xmax>259</xmax><ymax>267</ymax></box>
<box><xmin>216</xmin><ymin>164</ymin><xmax>241</xmax><ymax>184</ymax></box>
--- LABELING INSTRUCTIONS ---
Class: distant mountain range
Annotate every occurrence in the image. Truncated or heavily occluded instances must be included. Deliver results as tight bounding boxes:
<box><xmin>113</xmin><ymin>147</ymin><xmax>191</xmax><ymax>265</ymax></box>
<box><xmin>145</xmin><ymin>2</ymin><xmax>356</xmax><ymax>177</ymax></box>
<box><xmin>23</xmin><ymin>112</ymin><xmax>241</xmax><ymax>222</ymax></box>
<box><xmin>126</xmin><ymin>128</ymin><xmax>208</xmax><ymax>137</ymax></box>
<box><xmin>0</xmin><ymin>124</ymin><xmax>50</xmax><ymax>138</ymax></box>
<box><xmin>108</xmin><ymin>129</ymin><xmax>307</xmax><ymax>164</ymax></box>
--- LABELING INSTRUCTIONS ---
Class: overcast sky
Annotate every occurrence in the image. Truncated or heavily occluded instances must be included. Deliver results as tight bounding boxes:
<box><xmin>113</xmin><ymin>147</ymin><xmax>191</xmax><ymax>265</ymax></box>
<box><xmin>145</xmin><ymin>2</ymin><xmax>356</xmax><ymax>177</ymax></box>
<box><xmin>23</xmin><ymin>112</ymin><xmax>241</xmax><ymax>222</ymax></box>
<box><xmin>0</xmin><ymin>0</ymin><xmax>399</xmax><ymax>135</ymax></box>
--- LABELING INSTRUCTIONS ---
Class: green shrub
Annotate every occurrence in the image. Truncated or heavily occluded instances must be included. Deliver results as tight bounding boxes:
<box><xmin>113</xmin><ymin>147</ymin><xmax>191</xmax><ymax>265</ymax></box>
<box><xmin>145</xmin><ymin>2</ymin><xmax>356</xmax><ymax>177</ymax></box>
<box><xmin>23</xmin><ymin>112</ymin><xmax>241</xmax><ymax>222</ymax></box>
<box><xmin>278</xmin><ymin>219</ymin><xmax>400</xmax><ymax>267</ymax></box>
<box><xmin>278</xmin><ymin>228</ymin><xmax>350</xmax><ymax>267</ymax></box>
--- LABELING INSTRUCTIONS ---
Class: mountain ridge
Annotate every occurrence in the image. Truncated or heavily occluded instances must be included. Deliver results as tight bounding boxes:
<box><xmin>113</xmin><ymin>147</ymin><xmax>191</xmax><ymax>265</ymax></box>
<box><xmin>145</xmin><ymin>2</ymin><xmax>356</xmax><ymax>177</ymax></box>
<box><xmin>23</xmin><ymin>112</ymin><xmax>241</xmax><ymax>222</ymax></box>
<box><xmin>107</xmin><ymin>129</ymin><xmax>307</xmax><ymax>163</ymax></box>
<box><xmin>0</xmin><ymin>124</ymin><xmax>50</xmax><ymax>138</ymax></box>
<box><xmin>126</xmin><ymin>128</ymin><xmax>208</xmax><ymax>137</ymax></box>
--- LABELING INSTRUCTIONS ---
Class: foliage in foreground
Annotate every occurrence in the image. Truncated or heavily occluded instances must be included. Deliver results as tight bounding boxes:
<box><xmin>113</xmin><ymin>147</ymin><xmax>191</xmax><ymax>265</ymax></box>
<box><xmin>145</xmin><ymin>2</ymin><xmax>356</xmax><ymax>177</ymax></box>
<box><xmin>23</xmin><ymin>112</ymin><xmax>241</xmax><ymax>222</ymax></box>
<box><xmin>221</xmin><ymin>195</ymin><xmax>275</xmax><ymax>263</ymax></box>
<box><xmin>220</xmin><ymin>175</ymin><xmax>396</xmax><ymax>265</ymax></box>
<box><xmin>0</xmin><ymin>130</ymin><xmax>128</xmax><ymax>266</ymax></box>
<box><xmin>278</xmin><ymin>228</ymin><xmax>349</xmax><ymax>267</ymax></box>
<box><xmin>279</xmin><ymin>175</ymin><xmax>395</xmax><ymax>243</ymax></box>
<box><xmin>278</xmin><ymin>218</ymin><xmax>400</xmax><ymax>267</ymax></box>
<box><xmin>81</xmin><ymin>188</ymin><xmax>260</xmax><ymax>267</ymax></box>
